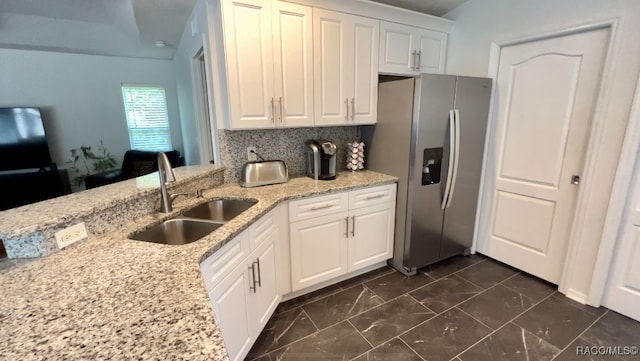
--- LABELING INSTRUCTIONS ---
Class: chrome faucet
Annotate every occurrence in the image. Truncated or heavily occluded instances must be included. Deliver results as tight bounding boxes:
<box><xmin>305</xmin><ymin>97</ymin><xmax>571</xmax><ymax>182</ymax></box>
<box><xmin>158</xmin><ymin>152</ymin><xmax>187</xmax><ymax>213</ymax></box>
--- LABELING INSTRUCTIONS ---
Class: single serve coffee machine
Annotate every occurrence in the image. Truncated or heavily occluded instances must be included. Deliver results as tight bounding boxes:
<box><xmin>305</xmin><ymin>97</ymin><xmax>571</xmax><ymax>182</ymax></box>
<box><xmin>305</xmin><ymin>140</ymin><xmax>337</xmax><ymax>180</ymax></box>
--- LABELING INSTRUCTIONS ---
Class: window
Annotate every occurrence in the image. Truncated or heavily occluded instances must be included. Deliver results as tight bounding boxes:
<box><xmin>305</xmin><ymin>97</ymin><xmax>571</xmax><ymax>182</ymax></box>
<box><xmin>121</xmin><ymin>86</ymin><xmax>172</xmax><ymax>151</ymax></box>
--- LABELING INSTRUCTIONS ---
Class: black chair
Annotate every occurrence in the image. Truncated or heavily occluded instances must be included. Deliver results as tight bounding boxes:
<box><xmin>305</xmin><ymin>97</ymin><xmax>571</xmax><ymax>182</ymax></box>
<box><xmin>84</xmin><ymin>150</ymin><xmax>182</xmax><ymax>189</ymax></box>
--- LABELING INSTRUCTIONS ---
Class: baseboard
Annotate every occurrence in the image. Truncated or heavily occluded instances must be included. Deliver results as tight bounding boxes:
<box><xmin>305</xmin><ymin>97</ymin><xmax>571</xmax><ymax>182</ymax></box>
<box><xmin>561</xmin><ymin>288</ymin><xmax>589</xmax><ymax>305</ymax></box>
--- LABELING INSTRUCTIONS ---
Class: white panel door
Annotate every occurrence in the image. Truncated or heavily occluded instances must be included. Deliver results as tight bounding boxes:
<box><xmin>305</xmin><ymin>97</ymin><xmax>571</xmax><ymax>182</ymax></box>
<box><xmin>272</xmin><ymin>2</ymin><xmax>314</xmax><ymax>127</ymax></box>
<box><xmin>602</xmin><ymin>148</ymin><xmax>640</xmax><ymax>321</ymax></box>
<box><xmin>351</xmin><ymin>17</ymin><xmax>379</xmax><ymax>125</ymax></box>
<box><xmin>415</xmin><ymin>28</ymin><xmax>447</xmax><ymax>74</ymax></box>
<box><xmin>313</xmin><ymin>9</ymin><xmax>349</xmax><ymax>126</ymax></box>
<box><xmin>290</xmin><ymin>212</ymin><xmax>349</xmax><ymax>291</ymax></box>
<box><xmin>209</xmin><ymin>262</ymin><xmax>256</xmax><ymax>361</ymax></box>
<box><xmin>348</xmin><ymin>202</ymin><xmax>395</xmax><ymax>271</ymax></box>
<box><xmin>223</xmin><ymin>0</ymin><xmax>275</xmax><ymax>129</ymax></box>
<box><xmin>480</xmin><ymin>28</ymin><xmax>609</xmax><ymax>283</ymax></box>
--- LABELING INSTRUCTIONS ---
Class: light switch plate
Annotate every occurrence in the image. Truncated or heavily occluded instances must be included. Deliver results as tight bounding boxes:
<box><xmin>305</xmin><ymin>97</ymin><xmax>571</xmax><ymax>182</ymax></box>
<box><xmin>55</xmin><ymin>222</ymin><xmax>88</xmax><ymax>249</ymax></box>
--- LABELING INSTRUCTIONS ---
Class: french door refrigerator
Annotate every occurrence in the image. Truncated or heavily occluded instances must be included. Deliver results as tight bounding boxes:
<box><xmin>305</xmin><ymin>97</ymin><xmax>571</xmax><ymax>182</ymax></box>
<box><xmin>362</xmin><ymin>74</ymin><xmax>492</xmax><ymax>275</ymax></box>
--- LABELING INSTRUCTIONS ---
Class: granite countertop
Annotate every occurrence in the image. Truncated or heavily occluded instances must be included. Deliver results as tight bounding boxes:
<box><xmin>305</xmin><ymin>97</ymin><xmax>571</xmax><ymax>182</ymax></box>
<box><xmin>0</xmin><ymin>170</ymin><xmax>397</xmax><ymax>360</ymax></box>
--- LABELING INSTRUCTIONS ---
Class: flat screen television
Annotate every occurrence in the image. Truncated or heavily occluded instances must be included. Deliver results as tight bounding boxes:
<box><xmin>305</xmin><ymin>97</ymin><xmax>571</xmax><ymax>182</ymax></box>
<box><xmin>0</xmin><ymin>107</ymin><xmax>53</xmax><ymax>171</ymax></box>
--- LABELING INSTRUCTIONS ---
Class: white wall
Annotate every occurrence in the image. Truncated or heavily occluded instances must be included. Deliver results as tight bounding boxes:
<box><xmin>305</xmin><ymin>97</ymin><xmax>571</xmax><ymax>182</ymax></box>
<box><xmin>0</xmin><ymin>49</ymin><xmax>183</xmax><ymax>171</ymax></box>
<box><xmin>444</xmin><ymin>0</ymin><xmax>640</xmax><ymax>302</ymax></box>
<box><xmin>174</xmin><ymin>0</ymin><xmax>207</xmax><ymax>166</ymax></box>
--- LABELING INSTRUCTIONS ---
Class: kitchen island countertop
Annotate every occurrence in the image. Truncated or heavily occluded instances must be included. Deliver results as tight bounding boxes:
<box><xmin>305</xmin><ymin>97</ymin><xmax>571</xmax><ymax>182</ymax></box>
<box><xmin>0</xmin><ymin>170</ymin><xmax>397</xmax><ymax>360</ymax></box>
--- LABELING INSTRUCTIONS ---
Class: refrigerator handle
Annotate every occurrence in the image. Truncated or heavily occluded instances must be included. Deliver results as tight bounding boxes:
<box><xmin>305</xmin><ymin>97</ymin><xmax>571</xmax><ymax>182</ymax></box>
<box><xmin>441</xmin><ymin>110</ymin><xmax>456</xmax><ymax>210</ymax></box>
<box><xmin>446</xmin><ymin>109</ymin><xmax>461</xmax><ymax>209</ymax></box>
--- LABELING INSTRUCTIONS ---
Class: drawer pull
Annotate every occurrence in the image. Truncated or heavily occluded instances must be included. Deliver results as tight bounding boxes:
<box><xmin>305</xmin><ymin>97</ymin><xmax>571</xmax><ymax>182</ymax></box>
<box><xmin>351</xmin><ymin>216</ymin><xmax>355</xmax><ymax>236</ymax></box>
<box><xmin>310</xmin><ymin>204</ymin><xmax>333</xmax><ymax>211</ymax></box>
<box><xmin>365</xmin><ymin>194</ymin><xmax>385</xmax><ymax>200</ymax></box>
<box><xmin>248</xmin><ymin>262</ymin><xmax>258</xmax><ymax>293</ymax></box>
<box><xmin>345</xmin><ymin>217</ymin><xmax>349</xmax><ymax>237</ymax></box>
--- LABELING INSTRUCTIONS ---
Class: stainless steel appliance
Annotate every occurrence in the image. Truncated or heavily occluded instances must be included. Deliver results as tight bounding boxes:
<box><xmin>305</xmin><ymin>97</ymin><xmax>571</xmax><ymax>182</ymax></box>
<box><xmin>240</xmin><ymin>160</ymin><xmax>288</xmax><ymax>187</ymax></box>
<box><xmin>362</xmin><ymin>74</ymin><xmax>492</xmax><ymax>275</ymax></box>
<box><xmin>305</xmin><ymin>140</ymin><xmax>337</xmax><ymax>180</ymax></box>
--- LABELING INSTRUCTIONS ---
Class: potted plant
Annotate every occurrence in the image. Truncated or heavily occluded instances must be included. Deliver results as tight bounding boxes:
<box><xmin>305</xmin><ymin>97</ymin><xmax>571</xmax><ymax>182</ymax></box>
<box><xmin>67</xmin><ymin>140</ymin><xmax>117</xmax><ymax>188</ymax></box>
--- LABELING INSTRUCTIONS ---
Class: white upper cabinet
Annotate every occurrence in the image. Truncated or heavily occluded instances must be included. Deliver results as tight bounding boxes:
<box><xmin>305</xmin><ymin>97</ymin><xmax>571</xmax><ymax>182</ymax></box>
<box><xmin>222</xmin><ymin>0</ymin><xmax>275</xmax><ymax>129</ymax></box>
<box><xmin>313</xmin><ymin>9</ymin><xmax>379</xmax><ymax>126</ymax></box>
<box><xmin>272</xmin><ymin>1</ymin><xmax>314</xmax><ymax>127</ymax></box>
<box><xmin>379</xmin><ymin>21</ymin><xmax>447</xmax><ymax>75</ymax></box>
<box><xmin>222</xmin><ymin>0</ymin><xmax>313</xmax><ymax>129</ymax></box>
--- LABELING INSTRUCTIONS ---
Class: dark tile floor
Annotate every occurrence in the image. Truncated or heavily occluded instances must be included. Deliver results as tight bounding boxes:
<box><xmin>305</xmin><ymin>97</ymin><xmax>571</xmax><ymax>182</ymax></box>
<box><xmin>246</xmin><ymin>254</ymin><xmax>640</xmax><ymax>361</ymax></box>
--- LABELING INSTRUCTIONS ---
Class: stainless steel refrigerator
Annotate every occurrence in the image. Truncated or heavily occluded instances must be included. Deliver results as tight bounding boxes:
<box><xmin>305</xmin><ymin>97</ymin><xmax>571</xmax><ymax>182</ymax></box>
<box><xmin>362</xmin><ymin>74</ymin><xmax>492</xmax><ymax>275</ymax></box>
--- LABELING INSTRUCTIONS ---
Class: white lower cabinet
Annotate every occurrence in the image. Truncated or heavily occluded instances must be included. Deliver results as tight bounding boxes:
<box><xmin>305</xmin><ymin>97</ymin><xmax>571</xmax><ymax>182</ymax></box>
<box><xmin>202</xmin><ymin>184</ymin><xmax>397</xmax><ymax>359</ymax></box>
<box><xmin>290</xmin><ymin>211</ymin><xmax>349</xmax><ymax>291</ymax></box>
<box><xmin>202</xmin><ymin>208</ymin><xmax>281</xmax><ymax>361</ymax></box>
<box><xmin>348</xmin><ymin>202</ymin><xmax>395</xmax><ymax>271</ymax></box>
<box><xmin>289</xmin><ymin>184</ymin><xmax>397</xmax><ymax>291</ymax></box>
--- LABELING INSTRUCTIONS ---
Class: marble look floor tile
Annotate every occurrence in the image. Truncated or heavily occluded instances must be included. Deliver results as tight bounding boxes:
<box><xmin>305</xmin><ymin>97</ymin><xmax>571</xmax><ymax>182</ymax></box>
<box><xmin>552</xmin><ymin>293</ymin><xmax>607</xmax><ymax>317</ymax></box>
<box><xmin>458</xmin><ymin>284</ymin><xmax>536</xmax><ymax>329</ymax></box>
<box><xmin>302</xmin><ymin>285</ymin><xmax>384</xmax><ymax>329</ymax></box>
<box><xmin>513</xmin><ymin>296</ymin><xmax>597</xmax><ymax>349</ymax></box>
<box><xmin>350</xmin><ymin>294</ymin><xmax>435</xmax><ymax>346</ymax></box>
<box><xmin>268</xmin><ymin>321</ymin><xmax>371</xmax><ymax>361</ymax></box>
<box><xmin>553</xmin><ymin>337</ymin><xmax>626</xmax><ymax>361</ymax></box>
<box><xmin>400</xmin><ymin>308</ymin><xmax>492</xmax><ymax>361</ymax></box>
<box><xmin>335</xmin><ymin>266</ymin><xmax>395</xmax><ymax>290</ymax></box>
<box><xmin>352</xmin><ymin>338</ymin><xmax>422</xmax><ymax>361</ymax></box>
<box><xmin>275</xmin><ymin>284</ymin><xmax>343</xmax><ymax>314</ymax></box>
<box><xmin>580</xmin><ymin>311</ymin><xmax>640</xmax><ymax>361</ymax></box>
<box><xmin>247</xmin><ymin>308</ymin><xmax>317</xmax><ymax>357</ymax></box>
<box><xmin>364</xmin><ymin>270</ymin><xmax>434</xmax><ymax>301</ymax></box>
<box><xmin>420</xmin><ymin>255</ymin><xmax>481</xmax><ymax>280</ymax></box>
<box><xmin>409</xmin><ymin>275</ymin><xmax>483</xmax><ymax>313</ymax></box>
<box><xmin>455</xmin><ymin>259</ymin><xmax>519</xmax><ymax>289</ymax></box>
<box><xmin>500</xmin><ymin>272</ymin><xmax>556</xmax><ymax>301</ymax></box>
<box><xmin>459</xmin><ymin>322</ymin><xmax>559</xmax><ymax>361</ymax></box>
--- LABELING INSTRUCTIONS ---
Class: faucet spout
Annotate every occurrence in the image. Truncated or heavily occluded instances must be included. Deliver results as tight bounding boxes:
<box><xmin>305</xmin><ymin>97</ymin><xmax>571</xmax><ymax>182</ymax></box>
<box><xmin>158</xmin><ymin>152</ymin><xmax>177</xmax><ymax>213</ymax></box>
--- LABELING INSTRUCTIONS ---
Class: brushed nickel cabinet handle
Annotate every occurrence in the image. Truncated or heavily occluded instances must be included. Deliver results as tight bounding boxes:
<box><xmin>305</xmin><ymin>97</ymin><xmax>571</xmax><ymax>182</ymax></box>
<box><xmin>345</xmin><ymin>98</ymin><xmax>349</xmax><ymax>120</ymax></box>
<box><xmin>350</xmin><ymin>216</ymin><xmax>355</xmax><ymax>236</ymax></box>
<box><xmin>411</xmin><ymin>50</ymin><xmax>417</xmax><ymax>71</ymax></box>
<box><xmin>255</xmin><ymin>259</ymin><xmax>261</xmax><ymax>287</ymax></box>
<box><xmin>345</xmin><ymin>217</ymin><xmax>349</xmax><ymax>238</ymax></box>
<box><xmin>248</xmin><ymin>262</ymin><xmax>257</xmax><ymax>293</ymax></box>
<box><xmin>310</xmin><ymin>204</ymin><xmax>332</xmax><ymax>211</ymax></box>
<box><xmin>365</xmin><ymin>194</ymin><xmax>384</xmax><ymax>200</ymax></box>
<box><xmin>351</xmin><ymin>98</ymin><xmax>355</xmax><ymax>121</ymax></box>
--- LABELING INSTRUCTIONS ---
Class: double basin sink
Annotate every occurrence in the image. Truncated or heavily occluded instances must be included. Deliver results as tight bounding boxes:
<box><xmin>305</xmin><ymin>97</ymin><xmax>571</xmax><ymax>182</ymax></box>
<box><xmin>130</xmin><ymin>199</ymin><xmax>257</xmax><ymax>245</ymax></box>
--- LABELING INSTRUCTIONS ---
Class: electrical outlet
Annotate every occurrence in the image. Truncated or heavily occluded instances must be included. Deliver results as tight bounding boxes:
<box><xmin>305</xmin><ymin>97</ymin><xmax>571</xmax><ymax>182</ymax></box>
<box><xmin>247</xmin><ymin>146</ymin><xmax>257</xmax><ymax>161</ymax></box>
<box><xmin>55</xmin><ymin>222</ymin><xmax>88</xmax><ymax>249</ymax></box>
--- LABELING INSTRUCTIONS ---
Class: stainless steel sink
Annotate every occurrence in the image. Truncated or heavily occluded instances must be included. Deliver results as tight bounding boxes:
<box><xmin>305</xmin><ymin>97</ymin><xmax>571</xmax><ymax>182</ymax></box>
<box><xmin>129</xmin><ymin>218</ymin><xmax>223</xmax><ymax>245</ymax></box>
<box><xmin>183</xmin><ymin>199</ymin><xmax>257</xmax><ymax>223</ymax></box>
<box><xmin>130</xmin><ymin>198</ymin><xmax>257</xmax><ymax>245</ymax></box>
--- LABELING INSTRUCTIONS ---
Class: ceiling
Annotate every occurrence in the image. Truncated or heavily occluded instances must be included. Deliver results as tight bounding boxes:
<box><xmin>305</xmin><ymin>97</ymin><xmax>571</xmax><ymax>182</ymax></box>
<box><xmin>0</xmin><ymin>0</ymin><xmax>464</xmax><ymax>60</ymax></box>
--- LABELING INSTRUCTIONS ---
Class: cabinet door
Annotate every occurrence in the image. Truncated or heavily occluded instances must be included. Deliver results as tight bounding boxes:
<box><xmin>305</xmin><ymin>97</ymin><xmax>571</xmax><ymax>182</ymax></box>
<box><xmin>290</xmin><ymin>211</ymin><xmax>349</xmax><ymax>291</ymax></box>
<box><xmin>272</xmin><ymin>2</ymin><xmax>314</xmax><ymax>127</ymax></box>
<box><xmin>252</xmin><ymin>227</ymin><xmax>280</xmax><ymax>333</ymax></box>
<box><xmin>209</xmin><ymin>262</ymin><xmax>256</xmax><ymax>361</ymax></box>
<box><xmin>415</xmin><ymin>28</ymin><xmax>447</xmax><ymax>74</ymax></box>
<box><xmin>351</xmin><ymin>16</ymin><xmax>379</xmax><ymax>124</ymax></box>
<box><xmin>348</xmin><ymin>202</ymin><xmax>395</xmax><ymax>271</ymax></box>
<box><xmin>313</xmin><ymin>9</ymin><xmax>350</xmax><ymax>126</ymax></box>
<box><xmin>223</xmin><ymin>0</ymin><xmax>275</xmax><ymax>129</ymax></box>
<box><xmin>379</xmin><ymin>21</ymin><xmax>416</xmax><ymax>75</ymax></box>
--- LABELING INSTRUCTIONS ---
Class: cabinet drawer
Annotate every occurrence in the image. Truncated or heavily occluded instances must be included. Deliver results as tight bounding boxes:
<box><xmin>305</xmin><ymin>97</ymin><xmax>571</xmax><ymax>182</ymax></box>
<box><xmin>288</xmin><ymin>192</ymin><xmax>349</xmax><ymax>222</ymax></box>
<box><xmin>201</xmin><ymin>230</ymin><xmax>250</xmax><ymax>292</ymax></box>
<box><xmin>349</xmin><ymin>184</ymin><xmax>397</xmax><ymax>209</ymax></box>
<box><xmin>249</xmin><ymin>208</ymin><xmax>277</xmax><ymax>251</ymax></box>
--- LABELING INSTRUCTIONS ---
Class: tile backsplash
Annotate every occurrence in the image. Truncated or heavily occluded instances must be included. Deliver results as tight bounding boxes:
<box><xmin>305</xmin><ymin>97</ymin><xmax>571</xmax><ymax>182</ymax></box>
<box><xmin>218</xmin><ymin>126</ymin><xmax>361</xmax><ymax>182</ymax></box>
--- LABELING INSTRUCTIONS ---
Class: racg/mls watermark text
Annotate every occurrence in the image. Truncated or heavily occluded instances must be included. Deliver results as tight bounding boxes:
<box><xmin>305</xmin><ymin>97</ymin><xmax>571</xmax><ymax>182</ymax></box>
<box><xmin>576</xmin><ymin>345</ymin><xmax>639</xmax><ymax>357</ymax></box>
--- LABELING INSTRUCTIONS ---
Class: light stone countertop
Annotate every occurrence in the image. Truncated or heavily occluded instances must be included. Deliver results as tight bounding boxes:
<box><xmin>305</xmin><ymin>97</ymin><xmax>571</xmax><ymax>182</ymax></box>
<box><xmin>0</xmin><ymin>170</ymin><xmax>397</xmax><ymax>360</ymax></box>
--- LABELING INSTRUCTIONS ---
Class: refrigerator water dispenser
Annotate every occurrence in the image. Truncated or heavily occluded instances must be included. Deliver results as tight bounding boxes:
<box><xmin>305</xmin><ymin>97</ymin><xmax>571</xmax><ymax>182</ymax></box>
<box><xmin>422</xmin><ymin>147</ymin><xmax>443</xmax><ymax>185</ymax></box>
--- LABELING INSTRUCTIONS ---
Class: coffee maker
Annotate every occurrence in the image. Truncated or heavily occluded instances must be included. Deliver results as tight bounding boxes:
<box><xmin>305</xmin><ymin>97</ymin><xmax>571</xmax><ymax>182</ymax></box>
<box><xmin>305</xmin><ymin>140</ymin><xmax>337</xmax><ymax>180</ymax></box>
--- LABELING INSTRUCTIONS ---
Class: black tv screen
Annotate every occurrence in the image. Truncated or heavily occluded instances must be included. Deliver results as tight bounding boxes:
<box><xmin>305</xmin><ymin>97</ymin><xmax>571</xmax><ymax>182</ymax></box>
<box><xmin>0</xmin><ymin>107</ymin><xmax>53</xmax><ymax>171</ymax></box>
